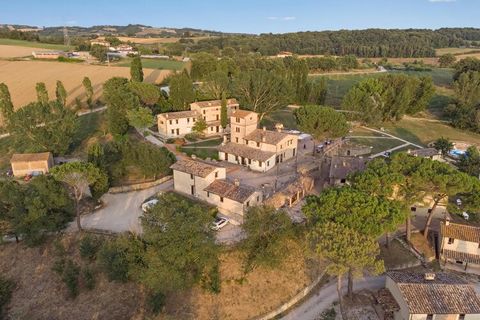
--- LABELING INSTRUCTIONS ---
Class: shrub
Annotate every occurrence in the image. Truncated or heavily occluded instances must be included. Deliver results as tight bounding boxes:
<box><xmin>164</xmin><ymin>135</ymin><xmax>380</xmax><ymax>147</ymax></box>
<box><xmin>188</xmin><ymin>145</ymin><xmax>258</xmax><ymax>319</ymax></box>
<box><xmin>0</xmin><ymin>276</ymin><xmax>15</xmax><ymax>317</ymax></box>
<box><xmin>79</xmin><ymin>234</ymin><xmax>101</xmax><ymax>261</ymax></box>
<box><xmin>201</xmin><ymin>263</ymin><xmax>221</xmax><ymax>294</ymax></box>
<box><xmin>98</xmin><ymin>239</ymin><xmax>130</xmax><ymax>282</ymax></box>
<box><xmin>52</xmin><ymin>258</ymin><xmax>66</xmax><ymax>275</ymax></box>
<box><xmin>147</xmin><ymin>291</ymin><xmax>166</xmax><ymax>314</ymax></box>
<box><xmin>82</xmin><ymin>267</ymin><xmax>96</xmax><ymax>290</ymax></box>
<box><xmin>184</xmin><ymin>132</ymin><xmax>200</xmax><ymax>142</ymax></box>
<box><xmin>62</xmin><ymin>259</ymin><xmax>80</xmax><ymax>298</ymax></box>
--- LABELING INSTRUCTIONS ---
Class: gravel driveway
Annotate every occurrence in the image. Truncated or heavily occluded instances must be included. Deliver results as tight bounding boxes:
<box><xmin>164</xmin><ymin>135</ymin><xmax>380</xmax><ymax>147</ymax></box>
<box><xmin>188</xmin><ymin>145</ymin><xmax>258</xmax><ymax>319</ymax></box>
<box><xmin>74</xmin><ymin>180</ymin><xmax>174</xmax><ymax>234</ymax></box>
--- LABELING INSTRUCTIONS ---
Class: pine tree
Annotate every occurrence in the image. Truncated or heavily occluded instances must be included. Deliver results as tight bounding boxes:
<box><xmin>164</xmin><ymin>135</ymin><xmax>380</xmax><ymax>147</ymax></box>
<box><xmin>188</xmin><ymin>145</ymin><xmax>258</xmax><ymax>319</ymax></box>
<box><xmin>55</xmin><ymin>80</ymin><xmax>67</xmax><ymax>106</ymax></box>
<box><xmin>36</xmin><ymin>82</ymin><xmax>49</xmax><ymax>104</ymax></box>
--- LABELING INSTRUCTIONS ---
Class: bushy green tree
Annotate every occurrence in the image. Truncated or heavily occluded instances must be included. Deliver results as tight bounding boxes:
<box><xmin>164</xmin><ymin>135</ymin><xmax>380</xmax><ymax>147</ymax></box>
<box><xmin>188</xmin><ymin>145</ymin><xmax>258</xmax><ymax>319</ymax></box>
<box><xmin>139</xmin><ymin>193</ymin><xmax>218</xmax><ymax>293</ymax></box>
<box><xmin>5</xmin><ymin>100</ymin><xmax>77</xmax><ymax>154</ymax></box>
<box><xmin>234</xmin><ymin>69</ymin><xmax>291</xmax><ymax>120</ymax></box>
<box><xmin>126</xmin><ymin>107</ymin><xmax>155</xmax><ymax>129</ymax></box>
<box><xmin>51</xmin><ymin>162</ymin><xmax>108</xmax><ymax>231</ymax></box>
<box><xmin>0</xmin><ymin>176</ymin><xmax>74</xmax><ymax>246</ymax></box>
<box><xmin>168</xmin><ymin>71</ymin><xmax>195</xmax><ymax>111</ymax></box>
<box><xmin>90</xmin><ymin>44</ymin><xmax>108</xmax><ymax>62</ymax></box>
<box><xmin>241</xmin><ymin>206</ymin><xmax>295</xmax><ymax>273</ymax></box>
<box><xmin>458</xmin><ymin>146</ymin><xmax>480</xmax><ymax>177</ymax></box>
<box><xmin>433</xmin><ymin>137</ymin><xmax>453</xmax><ymax>157</ymax></box>
<box><xmin>103</xmin><ymin>77</ymin><xmax>140</xmax><ymax>136</ymax></box>
<box><xmin>438</xmin><ymin>53</ymin><xmax>456</xmax><ymax>68</ymax></box>
<box><xmin>190</xmin><ymin>52</ymin><xmax>217</xmax><ymax>80</ymax></box>
<box><xmin>128</xmin><ymin>82</ymin><xmax>161</xmax><ymax>106</ymax></box>
<box><xmin>0</xmin><ymin>83</ymin><xmax>14</xmax><ymax>127</ymax></box>
<box><xmin>192</xmin><ymin>118</ymin><xmax>207</xmax><ymax>134</ymax></box>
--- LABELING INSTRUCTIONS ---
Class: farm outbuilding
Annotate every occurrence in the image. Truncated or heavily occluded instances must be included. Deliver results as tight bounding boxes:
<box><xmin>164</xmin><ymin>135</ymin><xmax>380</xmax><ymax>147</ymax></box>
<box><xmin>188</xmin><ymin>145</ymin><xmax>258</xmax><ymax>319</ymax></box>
<box><xmin>10</xmin><ymin>152</ymin><xmax>54</xmax><ymax>177</ymax></box>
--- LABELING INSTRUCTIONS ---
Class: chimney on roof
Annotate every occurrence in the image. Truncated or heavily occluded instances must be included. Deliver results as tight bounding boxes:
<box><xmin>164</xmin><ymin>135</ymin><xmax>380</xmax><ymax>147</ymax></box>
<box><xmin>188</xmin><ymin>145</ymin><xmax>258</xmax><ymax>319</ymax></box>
<box><xmin>234</xmin><ymin>179</ymin><xmax>240</xmax><ymax>186</ymax></box>
<box><xmin>208</xmin><ymin>102</ymin><xmax>211</xmax><ymax>106</ymax></box>
<box><xmin>222</xmin><ymin>135</ymin><xmax>228</xmax><ymax>145</ymax></box>
<box><xmin>424</xmin><ymin>273</ymin><xmax>436</xmax><ymax>281</ymax></box>
<box><xmin>445</xmin><ymin>218</ymin><xmax>450</xmax><ymax>226</ymax></box>
<box><xmin>263</xmin><ymin>126</ymin><xmax>266</xmax><ymax>131</ymax></box>
<box><xmin>275</xmin><ymin>123</ymin><xmax>284</xmax><ymax>132</ymax></box>
<box><xmin>262</xmin><ymin>135</ymin><xmax>266</xmax><ymax>143</ymax></box>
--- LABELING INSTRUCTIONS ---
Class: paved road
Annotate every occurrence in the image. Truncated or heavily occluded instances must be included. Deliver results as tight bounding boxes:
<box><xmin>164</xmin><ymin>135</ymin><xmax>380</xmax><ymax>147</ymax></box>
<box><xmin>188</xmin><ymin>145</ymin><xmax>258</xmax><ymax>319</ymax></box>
<box><xmin>281</xmin><ymin>276</ymin><xmax>386</xmax><ymax>320</ymax></box>
<box><xmin>73</xmin><ymin>180</ymin><xmax>173</xmax><ymax>234</ymax></box>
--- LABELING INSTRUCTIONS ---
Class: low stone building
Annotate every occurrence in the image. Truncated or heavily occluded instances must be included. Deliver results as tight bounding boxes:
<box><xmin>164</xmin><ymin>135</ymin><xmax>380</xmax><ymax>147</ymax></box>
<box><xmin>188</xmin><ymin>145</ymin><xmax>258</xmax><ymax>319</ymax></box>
<box><xmin>328</xmin><ymin>156</ymin><xmax>368</xmax><ymax>186</ymax></box>
<box><xmin>265</xmin><ymin>175</ymin><xmax>314</xmax><ymax>209</ymax></box>
<box><xmin>170</xmin><ymin>158</ymin><xmax>262</xmax><ymax>222</ymax></box>
<box><xmin>10</xmin><ymin>152</ymin><xmax>54</xmax><ymax>177</ymax></box>
<box><xmin>440</xmin><ymin>220</ymin><xmax>480</xmax><ymax>274</ymax></box>
<box><xmin>408</xmin><ymin>148</ymin><xmax>442</xmax><ymax>161</ymax></box>
<box><xmin>337</xmin><ymin>141</ymin><xmax>372</xmax><ymax>157</ymax></box>
<box><xmin>32</xmin><ymin>50</ymin><xmax>64</xmax><ymax>59</ymax></box>
<box><xmin>385</xmin><ymin>271</ymin><xmax>480</xmax><ymax>320</ymax></box>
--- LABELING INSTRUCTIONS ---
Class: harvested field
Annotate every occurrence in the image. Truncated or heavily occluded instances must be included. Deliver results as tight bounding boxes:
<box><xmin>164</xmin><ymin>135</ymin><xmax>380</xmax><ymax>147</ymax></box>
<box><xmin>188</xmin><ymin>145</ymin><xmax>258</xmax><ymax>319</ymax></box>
<box><xmin>436</xmin><ymin>47</ymin><xmax>480</xmax><ymax>56</ymax></box>
<box><xmin>0</xmin><ymin>60</ymin><xmax>172</xmax><ymax>108</ymax></box>
<box><xmin>0</xmin><ymin>45</ymin><xmax>46</xmax><ymax>58</ymax></box>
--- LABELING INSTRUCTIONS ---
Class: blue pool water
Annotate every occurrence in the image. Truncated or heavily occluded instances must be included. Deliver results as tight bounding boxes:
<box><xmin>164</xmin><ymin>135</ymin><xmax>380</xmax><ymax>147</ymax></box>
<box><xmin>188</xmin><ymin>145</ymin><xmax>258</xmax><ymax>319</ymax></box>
<box><xmin>450</xmin><ymin>149</ymin><xmax>466</xmax><ymax>157</ymax></box>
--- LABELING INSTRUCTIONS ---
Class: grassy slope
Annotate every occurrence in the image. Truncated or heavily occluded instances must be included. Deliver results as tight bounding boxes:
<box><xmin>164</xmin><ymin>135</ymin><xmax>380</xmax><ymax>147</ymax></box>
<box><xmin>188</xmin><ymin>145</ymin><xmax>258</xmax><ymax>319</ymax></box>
<box><xmin>0</xmin><ymin>38</ymin><xmax>73</xmax><ymax>51</ymax></box>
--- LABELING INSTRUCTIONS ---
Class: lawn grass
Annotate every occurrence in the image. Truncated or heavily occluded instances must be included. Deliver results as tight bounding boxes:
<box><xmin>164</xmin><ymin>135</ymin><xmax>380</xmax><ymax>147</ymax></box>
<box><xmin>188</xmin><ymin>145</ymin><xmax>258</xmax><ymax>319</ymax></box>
<box><xmin>185</xmin><ymin>138</ymin><xmax>222</xmax><ymax>147</ymax></box>
<box><xmin>383</xmin><ymin>118</ymin><xmax>480</xmax><ymax>146</ymax></box>
<box><xmin>262</xmin><ymin>108</ymin><xmax>298</xmax><ymax>130</ymax></box>
<box><xmin>0</xmin><ymin>38</ymin><xmax>73</xmax><ymax>51</ymax></box>
<box><xmin>117</xmin><ymin>58</ymin><xmax>186</xmax><ymax>71</ymax></box>
<box><xmin>379</xmin><ymin>239</ymin><xmax>419</xmax><ymax>270</ymax></box>
<box><xmin>347</xmin><ymin>137</ymin><xmax>405</xmax><ymax>155</ymax></box>
<box><xmin>348</xmin><ymin>126</ymin><xmax>386</xmax><ymax>137</ymax></box>
<box><xmin>179</xmin><ymin>146</ymin><xmax>219</xmax><ymax>160</ymax></box>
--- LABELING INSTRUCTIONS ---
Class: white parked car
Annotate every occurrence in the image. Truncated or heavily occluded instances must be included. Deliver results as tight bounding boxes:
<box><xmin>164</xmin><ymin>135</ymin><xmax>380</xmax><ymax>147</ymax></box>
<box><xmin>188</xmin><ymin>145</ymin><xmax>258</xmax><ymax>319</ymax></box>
<box><xmin>462</xmin><ymin>212</ymin><xmax>470</xmax><ymax>220</ymax></box>
<box><xmin>211</xmin><ymin>217</ymin><xmax>229</xmax><ymax>231</ymax></box>
<box><xmin>141</xmin><ymin>199</ymin><xmax>159</xmax><ymax>212</ymax></box>
<box><xmin>456</xmin><ymin>198</ymin><xmax>463</xmax><ymax>206</ymax></box>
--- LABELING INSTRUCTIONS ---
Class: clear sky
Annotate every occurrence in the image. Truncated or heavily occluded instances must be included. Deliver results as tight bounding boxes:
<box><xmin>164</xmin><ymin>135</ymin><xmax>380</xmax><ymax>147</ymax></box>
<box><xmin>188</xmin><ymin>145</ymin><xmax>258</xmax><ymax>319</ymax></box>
<box><xmin>1</xmin><ymin>0</ymin><xmax>479</xmax><ymax>34</ymax></box>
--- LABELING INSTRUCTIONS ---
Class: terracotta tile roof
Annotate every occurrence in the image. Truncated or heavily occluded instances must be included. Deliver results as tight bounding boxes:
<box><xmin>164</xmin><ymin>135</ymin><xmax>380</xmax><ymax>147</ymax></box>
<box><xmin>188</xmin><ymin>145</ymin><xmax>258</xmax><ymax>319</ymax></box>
<box><xmin>440</xmin><ymin>221</ymin><xmax>480</xmax><ymax>243</ymax></box>
<box><xmin>387</xmin><ymin>271</ymin><xmax>480</xmax><ymax>314</ymax></box>
<box><xmin>409</xmin><ymin>148</ymin><xmax>440</xmax><ymax>158</ymax></box>
<box><xmin>11</xmin><ymin>152</ymin><xmax>52</xmax><ymax>163</ymax></box>
<box><xmin>158</xmin><ymin>110</ymin><xmax>198</xmax><ymax>120</ymax></box>
<box><xmin>443</xmin><ymin>249</ymin><xmax>480</xmax><ymax>264</ymax></box>
<box><xmin>190</xmin><ymin>98</ymin><xmax>239</xmax><ymax>109</ymax></box>
<box><xmin>329</xmin><ymin>156</ymin><xmax>368</xmax><ymax>180</ymax></box>
<box><xmin>231</xmin><ymin>109</ymin><xmax>256</xmax><ymax>118</ymax></box>
<box><xmin>218</xmin><ymin>143</ymin><xmax>275</xmax><ymax>162</ymax></box>
<box><xmin>244</xmin><ymin>129</ymin><xmax>293</xmax><ymax>145</ymax></box>
<box><xmin>204</xmin><ymin>179</ymin><xmax>256</xmax><ymax>203</ymax></box>
<box><xmin>170</xmin><ymin>159</ymin><xmax>218</xmax><ymax>178</ymax></box>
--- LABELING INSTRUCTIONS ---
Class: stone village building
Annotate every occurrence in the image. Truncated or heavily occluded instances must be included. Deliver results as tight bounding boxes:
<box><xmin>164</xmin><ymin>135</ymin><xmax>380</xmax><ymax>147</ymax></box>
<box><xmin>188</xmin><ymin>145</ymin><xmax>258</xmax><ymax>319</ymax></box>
<box><xmin>170</xmin><ymin>158</ymin><xmax>262</xmax><ymax>223</ymax></box>
<box><xmin>218</xmin><ymin>110</ymin><xmax>298</xmax><ymax>172</ymax></box>
<box><xmin>382</xmin><ymin>271</ymin><xmax>480</xmax><ymax>320</ymax></box>
<box><xmin>157</xmin><ymin>99</ymin><xmax>239</xmax><ymax>138</ymax></box>
<box><xmin>440</xmin><ymin>220</ymin><xmax>480</xmax><ymax>275</ymax></box>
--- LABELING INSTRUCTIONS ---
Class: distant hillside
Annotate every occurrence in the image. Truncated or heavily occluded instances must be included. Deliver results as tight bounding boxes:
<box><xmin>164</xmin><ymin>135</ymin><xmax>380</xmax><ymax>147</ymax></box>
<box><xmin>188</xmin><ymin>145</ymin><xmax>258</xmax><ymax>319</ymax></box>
<box><xmin>0</xmin><ymin>23</ymin><xmax>229</xmax><ymax>38</ymax></box>
<box><xmin>190</xmin><ymin>28</ymin><xmax>480</xmax><ymax>58</ymax></box>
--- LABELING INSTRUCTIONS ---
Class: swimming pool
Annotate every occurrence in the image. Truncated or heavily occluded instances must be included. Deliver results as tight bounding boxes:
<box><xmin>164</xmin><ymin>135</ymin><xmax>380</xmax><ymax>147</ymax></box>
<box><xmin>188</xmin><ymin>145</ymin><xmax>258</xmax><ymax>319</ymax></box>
<box><xmin>450</xmin><ymin>149</ymin><xmax>466</xmax><ymax>157</ymax></box>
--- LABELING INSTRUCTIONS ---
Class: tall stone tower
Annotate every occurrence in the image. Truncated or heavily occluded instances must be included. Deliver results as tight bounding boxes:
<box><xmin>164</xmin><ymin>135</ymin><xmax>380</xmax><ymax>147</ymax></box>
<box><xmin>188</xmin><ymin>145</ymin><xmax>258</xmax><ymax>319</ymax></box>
<box><xmin>230</xmin><ymin>110</ymin><xmax>258</xmax><ymax>144</ymax></box>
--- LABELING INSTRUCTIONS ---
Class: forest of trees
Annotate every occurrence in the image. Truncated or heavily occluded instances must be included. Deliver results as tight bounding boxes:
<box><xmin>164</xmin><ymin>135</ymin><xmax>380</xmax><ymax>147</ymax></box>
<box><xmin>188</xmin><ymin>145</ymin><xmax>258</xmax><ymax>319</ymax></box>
<box><xmin>190</xmin><ymin>28</ymin><xmax>480</xmax><ymax>57</ymax></box>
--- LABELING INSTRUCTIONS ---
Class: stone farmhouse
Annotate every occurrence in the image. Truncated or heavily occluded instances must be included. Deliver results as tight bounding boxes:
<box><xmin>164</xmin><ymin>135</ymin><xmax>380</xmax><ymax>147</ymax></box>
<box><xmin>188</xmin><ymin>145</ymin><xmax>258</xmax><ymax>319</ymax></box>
<box><xmin>218</xmin><ymin>110</ymin><xmax>298</xmax><ymax>172</ymax></box>
<box><xmin>383</xmin><ymin>271</ymin><xmax>480</xmax><ymax>320</ymax></box>
<box><xmin>10</xmin><ymin>152</ymin><xmax>54</xmax><ymax>177</ymax></box>
<box><xmin>440</xmin><ymin>220</ymin><xmax>480</xmax><ymax>275</ymax></box>
<box><xmin>157</xmin><ymin>99</ymin><xmax>239</xmax><ymax>138</ymax></box>
<box><xmin>170</xmin><ymin>158</ymin><xmax>262</xmax><ymax>223</ymax></box>
<box><xmin>328</xmin><ymin>156</ymin><xmax>368</xmax><ymax>186</ymax></box>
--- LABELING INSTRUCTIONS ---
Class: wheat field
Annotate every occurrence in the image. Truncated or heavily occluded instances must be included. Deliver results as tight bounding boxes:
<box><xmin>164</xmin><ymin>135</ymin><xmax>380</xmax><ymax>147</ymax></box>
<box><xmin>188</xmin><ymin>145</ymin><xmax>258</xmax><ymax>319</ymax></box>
<box><xmin>0</xmin><ymin>60</ymin><xmax>172</xmax><ymax>108</ymax></box>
